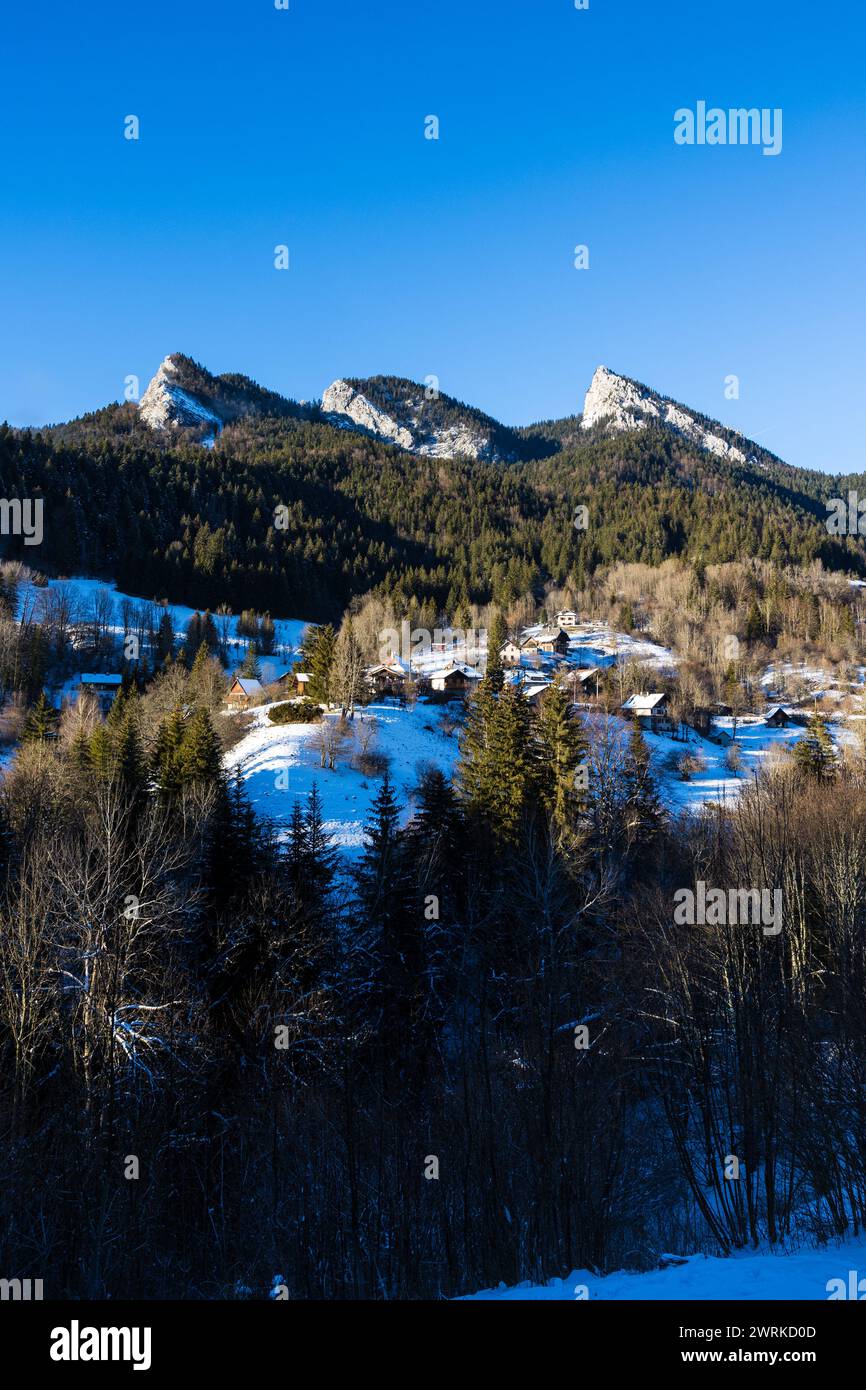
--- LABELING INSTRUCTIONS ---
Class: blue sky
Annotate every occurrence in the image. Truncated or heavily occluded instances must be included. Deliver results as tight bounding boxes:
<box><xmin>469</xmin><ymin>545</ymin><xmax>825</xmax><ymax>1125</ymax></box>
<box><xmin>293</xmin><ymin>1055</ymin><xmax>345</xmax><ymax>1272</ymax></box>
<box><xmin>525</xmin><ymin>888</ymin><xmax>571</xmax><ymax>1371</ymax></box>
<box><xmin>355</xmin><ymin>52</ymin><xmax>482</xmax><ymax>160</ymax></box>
<box><xmin>1</xmin><ymin>0</ymin><xmax>864</xmax><ymax>472</ymax></box>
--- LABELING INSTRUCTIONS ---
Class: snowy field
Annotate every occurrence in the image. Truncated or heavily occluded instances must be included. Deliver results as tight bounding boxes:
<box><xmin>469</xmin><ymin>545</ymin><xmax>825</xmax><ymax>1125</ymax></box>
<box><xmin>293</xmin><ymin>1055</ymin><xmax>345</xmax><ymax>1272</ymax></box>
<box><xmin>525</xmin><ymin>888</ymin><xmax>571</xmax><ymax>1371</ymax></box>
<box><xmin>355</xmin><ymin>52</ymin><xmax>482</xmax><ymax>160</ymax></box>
<box><xmin>224</xmin><ymin>698</ymin><xmax>460</xmax><ymax>852</ymax></box>
<box><xmin>462</xmin><ymin>1238</ymin><xmax>866</xmax><ymax>1301</ymax></box>
<box><xmin>648</xmin><ymin>716</ymin><xmax>808</xmax><ymax>811</ymax></box>
<box><xmin>16</xmin><ymin>575</ymin><xmax>309</xmax><ymax>657</ymax></box>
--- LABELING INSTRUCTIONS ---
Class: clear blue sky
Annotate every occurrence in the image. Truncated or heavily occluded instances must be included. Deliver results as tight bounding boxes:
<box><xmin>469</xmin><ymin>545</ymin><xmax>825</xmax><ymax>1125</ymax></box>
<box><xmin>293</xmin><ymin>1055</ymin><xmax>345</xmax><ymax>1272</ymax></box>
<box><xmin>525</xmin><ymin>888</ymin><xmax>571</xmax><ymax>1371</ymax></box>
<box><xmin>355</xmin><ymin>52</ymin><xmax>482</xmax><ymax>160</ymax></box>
<box><xmin>2</xmin><ymin>0</ymin><xmax>864</xmax><ymax>472</ymax></box>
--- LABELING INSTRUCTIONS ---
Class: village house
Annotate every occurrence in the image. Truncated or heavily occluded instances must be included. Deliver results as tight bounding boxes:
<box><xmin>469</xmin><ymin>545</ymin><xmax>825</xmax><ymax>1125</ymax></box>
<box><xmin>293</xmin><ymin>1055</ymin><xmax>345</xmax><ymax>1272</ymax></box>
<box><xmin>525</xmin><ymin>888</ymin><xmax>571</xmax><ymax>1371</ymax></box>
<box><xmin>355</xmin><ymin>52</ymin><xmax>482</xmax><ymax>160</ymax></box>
<box><xmin>78</xmin><ymin>673</ymin><xmax>122</xmax><ymax>712</ymax></box>
<box><xmin>227</xmin><ymin>675</ymin><xmax>264</xmax><ymax>709</ymax></box>
<box><xmin>554</xmin><ymin>609</ymin><xmax>580</xmax><ymax>630</ymax></box>
<box><xmin>522</xmin><ymin>627</ymin><xmax>571</xmax><ymax>657</ymax></box>
<box><xmin>569</xmin><ymin>667</ymin><xmax>600</xmax><ymax>698</ymax></box>
<box><xmin>521</xmin><ymin>679</ymin><xmax>553</xmax><ymax>709</ymax></box>
<box><xmin>430</xmin><ymin>664</ymin><xmax>481</xmax><ymax>696</ymax></box>
<box><xmin>621</xmin><ymin>691</ymin><xmax>668</xmax><ymax>727</ymax></box>
<box><xmin>365</xmin><ymin>663</ymin><xmax>408</xmax><ymax>697</ymax></box>
<box><xmin>498</xmin><ymin>639</ymin><xmax>523</xmax><ymax>667</ymax></box>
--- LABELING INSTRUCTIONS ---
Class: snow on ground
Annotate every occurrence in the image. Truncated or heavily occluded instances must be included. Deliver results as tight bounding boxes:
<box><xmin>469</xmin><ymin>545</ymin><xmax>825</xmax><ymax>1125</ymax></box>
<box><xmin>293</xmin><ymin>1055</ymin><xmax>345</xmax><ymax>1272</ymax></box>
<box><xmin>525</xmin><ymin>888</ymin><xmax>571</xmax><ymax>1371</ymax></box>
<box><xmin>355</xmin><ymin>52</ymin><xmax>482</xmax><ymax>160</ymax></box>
<box><xmin>565</xmin><ymin>620</ymin><xmax>677</xmax><ymax>670</ymax></box>
<box><xmin>224</xmin><ymin>698</ymin><xmax>460</xmax><ymax>853</ymax></box>
<box><xmin>17</xmin><ymin>575</ymin><xmax>309</xmax><ymax>658</ymax></box>
<box><xmin>584</xmin><ymin>711</ymin><xmax>811</xmax><ymax>813</ymax></box>
<box><xmin>649</xmin><ymin>716</ymin><xmax>806</xmax><ymax>811</ymax></box>
<box><xmin>462</xmin><ymin>1237</ymin><xmax>866</xmax><ymax>1301</ymax></box>
<box><xmin>12</xmin><ymin>581</ymin><xmax>853</xmax><ymax>821</ymax></box>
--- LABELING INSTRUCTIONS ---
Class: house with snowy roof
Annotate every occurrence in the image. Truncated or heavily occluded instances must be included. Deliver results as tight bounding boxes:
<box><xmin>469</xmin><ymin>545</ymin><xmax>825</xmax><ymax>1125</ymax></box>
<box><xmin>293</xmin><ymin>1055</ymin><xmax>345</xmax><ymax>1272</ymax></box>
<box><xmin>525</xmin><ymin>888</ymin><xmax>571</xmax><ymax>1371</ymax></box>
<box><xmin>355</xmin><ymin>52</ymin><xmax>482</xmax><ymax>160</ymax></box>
<box><xmin>521</xmin><ymin>627</ymin><xmax>570</xmax><ymax>657</ymax></box>
<box><xmin>430</xmin><ymin>663</ymin><xmax>481</xmax><ymax>696</ymax></box>
<box><xmin>227</xmin><ymin>675</ymin><xmax>264</xmax><ymax>709</ymax></box>
<box><xmin>621</xmin><ymin>691</ymin><xmax>668</xmax><ymax>727</ymax></box>
<box><xmin>78</xmin><ymin>673</ymin><xmax>122</xmax><ymax>711</ymax></box>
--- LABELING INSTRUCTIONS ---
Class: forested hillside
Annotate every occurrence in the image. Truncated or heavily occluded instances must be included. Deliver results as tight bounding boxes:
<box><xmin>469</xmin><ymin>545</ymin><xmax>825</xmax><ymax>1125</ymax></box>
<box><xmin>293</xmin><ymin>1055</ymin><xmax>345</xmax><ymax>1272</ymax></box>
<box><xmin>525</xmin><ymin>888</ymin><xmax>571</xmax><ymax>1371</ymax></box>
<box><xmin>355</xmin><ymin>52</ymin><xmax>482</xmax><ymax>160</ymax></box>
<box><xmin>1</xmin><ymin>401</ymin><xmax>863</xmax><ymax>621</ymax></box>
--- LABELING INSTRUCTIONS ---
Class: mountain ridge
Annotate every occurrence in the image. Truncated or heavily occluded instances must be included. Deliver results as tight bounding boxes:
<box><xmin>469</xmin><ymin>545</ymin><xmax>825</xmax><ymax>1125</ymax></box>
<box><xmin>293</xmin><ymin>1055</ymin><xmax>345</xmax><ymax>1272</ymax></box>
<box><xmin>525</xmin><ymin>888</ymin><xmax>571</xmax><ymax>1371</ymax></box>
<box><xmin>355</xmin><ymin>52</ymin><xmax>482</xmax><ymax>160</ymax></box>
<box><xmin>130</xmin><ymin>353</ymin><xmax>777</xmax><ymax>471</ymax></box>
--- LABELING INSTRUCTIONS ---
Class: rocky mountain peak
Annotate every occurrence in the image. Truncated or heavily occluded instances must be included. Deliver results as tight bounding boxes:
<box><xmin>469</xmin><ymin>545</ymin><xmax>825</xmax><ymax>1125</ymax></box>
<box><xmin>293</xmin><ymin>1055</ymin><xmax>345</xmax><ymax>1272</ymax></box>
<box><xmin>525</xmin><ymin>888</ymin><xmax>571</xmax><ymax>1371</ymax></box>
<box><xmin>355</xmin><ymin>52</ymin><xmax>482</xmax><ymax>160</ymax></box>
<box><xmin>321</xmin><ymin>376</ymin><xmax>518</xmax><ymax>462</ymax></box>
<box><xmin>581</xmin><ymin>365</ymin><xmax>750</xmax><ymax>465</ymax></box>
<box><xmin>138</xmin><ymin>355</ymin><xmax>222</xmax><ymax>433</ymax></box>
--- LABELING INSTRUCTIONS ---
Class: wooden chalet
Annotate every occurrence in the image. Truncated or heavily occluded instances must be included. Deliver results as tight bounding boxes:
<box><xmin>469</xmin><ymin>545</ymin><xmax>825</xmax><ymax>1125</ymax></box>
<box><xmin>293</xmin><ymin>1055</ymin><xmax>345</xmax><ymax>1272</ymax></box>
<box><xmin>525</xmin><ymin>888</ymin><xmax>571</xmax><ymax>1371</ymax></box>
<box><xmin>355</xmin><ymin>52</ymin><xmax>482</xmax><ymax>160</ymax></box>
<box><xmin>227</xmin><ymin>675</ymin><xmax>264</xmax><ymax>709</ymax></box>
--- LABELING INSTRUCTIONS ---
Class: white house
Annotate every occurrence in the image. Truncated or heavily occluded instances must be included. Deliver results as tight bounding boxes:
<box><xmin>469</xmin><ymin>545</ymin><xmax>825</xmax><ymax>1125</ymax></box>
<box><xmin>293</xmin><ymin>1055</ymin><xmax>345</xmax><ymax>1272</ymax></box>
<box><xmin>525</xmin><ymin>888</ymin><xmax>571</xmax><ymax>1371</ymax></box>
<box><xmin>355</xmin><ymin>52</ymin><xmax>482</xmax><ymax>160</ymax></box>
<box><xmin>498</xmin><ymin>640</ymin><xmax>523</xmax><ymax>666</ymax></box>
<box><xmin>621</xmin><ymin>692</ymin><xmax>667</xmax><ymax>724</ymax></box>
<box><xmin>555</xmin><ymin>610</ymin><xmax>581</xmax><ymax>629</ymax></box>
<box><xmin>78</xmin><ymin>673</ymin><xmax>122</xmax><ymax>711</ymax></box>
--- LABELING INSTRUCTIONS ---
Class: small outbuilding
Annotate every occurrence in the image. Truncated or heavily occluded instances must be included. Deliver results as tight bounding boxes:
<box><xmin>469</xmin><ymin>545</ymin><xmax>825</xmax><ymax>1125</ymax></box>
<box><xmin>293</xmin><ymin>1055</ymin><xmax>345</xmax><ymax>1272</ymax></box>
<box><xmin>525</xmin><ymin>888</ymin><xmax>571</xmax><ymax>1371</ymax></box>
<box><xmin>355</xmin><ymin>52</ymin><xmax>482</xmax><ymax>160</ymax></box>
<box><xmin>765</xmin><ymin>705</ymin><xmax>792</xmax><ymax>728</ymax></box>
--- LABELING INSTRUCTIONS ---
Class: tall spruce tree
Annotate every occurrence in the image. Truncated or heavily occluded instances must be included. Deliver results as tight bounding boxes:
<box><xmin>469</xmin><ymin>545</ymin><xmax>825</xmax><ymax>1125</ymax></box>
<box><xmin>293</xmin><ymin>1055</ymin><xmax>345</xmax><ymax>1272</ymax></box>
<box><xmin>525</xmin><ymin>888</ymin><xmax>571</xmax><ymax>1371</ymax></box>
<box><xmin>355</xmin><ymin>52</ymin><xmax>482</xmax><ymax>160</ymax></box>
<box><xmin>534</xmin><ymin>683</ymin><xmax>588</xmax><ymax>839</ymax></box>
<box><xmin>485</xmin><ymin>683</ymin><xmax>536</xmax><ymax>846</ymax></box>
<box><xmin>353</xmin><ymin>774</ymin><xmax>425</xmax><ymax>1062</ymax></box>
<box><xmin>793</xmin><ymin>708</ymin><xmax>836</xmax><ymax>781</ymax></box>
<box><xmin>303</xmin><ymin>624</ymin><xmax>337</xmax><ymax>705</ymax></box>
<box><xmin>153</xmin><ymin>706</ymin><xmax>186</xmax><ymax>795</ymax></box>
<box><xmin>180</xmin><ymin>707</ymin><xmax>224</xmax><ymax>787</ymax></box>
<box><xmin>622</xmin><ymin>720</ymin><xmax>662</xmax><ymax>848</ymax></box>
<box><xmin>21</xmin><ymin>690</ymin><xmax>57</xmax><ymax>743</ymax></box>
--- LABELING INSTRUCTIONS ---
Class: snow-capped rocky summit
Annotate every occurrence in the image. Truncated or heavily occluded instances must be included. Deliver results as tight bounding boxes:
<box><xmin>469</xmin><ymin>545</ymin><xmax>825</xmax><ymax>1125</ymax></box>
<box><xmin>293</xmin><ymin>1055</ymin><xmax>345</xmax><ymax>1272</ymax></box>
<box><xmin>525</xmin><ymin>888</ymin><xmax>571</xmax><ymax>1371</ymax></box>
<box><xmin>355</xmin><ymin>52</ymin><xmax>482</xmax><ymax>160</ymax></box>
<box><xmin>322</xmin><ymin>380</ymin><xmax>415</xmax><ymax>452</ymax></box>
<box><xmin>581</xmin><ymin>365</ymin><xmax>750</xmax><ymax>465</ymax></box>
<box><xmin>321</xmin><ymin>377</ymin><xmax>517</xmax><ymax>462</ymax></box>
<box><xmin>139</xmin><ymin>355</ymin><xmax>222</xmax><ymax>433</ymax></box>
<box><xmin>138</xmin><ymin>353</ymin><xmax>303</xmax><ymax>437</ymax></box>
<box><xmin>136</xmin><ymin>353</ymin><xmax>768</xmax><ymax>469</ymax></box>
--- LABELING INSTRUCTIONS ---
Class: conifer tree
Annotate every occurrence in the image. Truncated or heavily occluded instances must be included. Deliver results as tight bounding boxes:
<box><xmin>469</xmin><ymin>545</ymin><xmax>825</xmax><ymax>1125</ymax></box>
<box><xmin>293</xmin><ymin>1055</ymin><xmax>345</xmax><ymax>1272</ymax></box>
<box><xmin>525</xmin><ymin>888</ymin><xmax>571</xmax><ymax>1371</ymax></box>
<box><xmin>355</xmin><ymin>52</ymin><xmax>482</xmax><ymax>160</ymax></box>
<box><xmin>485</xmin><ymin>683</ymin><xmax>536</xmax><ymax>846</ymax></box>
<box><xmin>485</xmin><ymin>610</ymin><xmax>507</xmax><ymax>692</ymax></box>
<box><xmin>303</xmin><ymin>624</ymin><xmax>337</xmax><ymax>704</ymax></box>
<box><xmin>793</xmin><ymin>708</ymin><xmax>836</xmax><ymax>781</ymax></box>
<box><xmin>115</xmin><ymin>707</ymin><xmax>145</xmax><ymax>798</ymax></box>
<box><xmin>157</xmin><ymin>610</ymin><xmax>175</xmax><ymax>663</ymax></box>
<box><xmin>240</xmin><ymin>645</ymin><xmax>261</xmax><ymax>680</ymax></box>
<box><xmin>534</xmin><ymin>684</ymin><xmax>588</xmax><ymax>839</ymax></box>
<box><xmin>88</xmin><ymin>723</ymin><xmax>114</xmax><ymax>781</ymax></box>
<box><xmin>457</xmin><ymin>674</ymin><xmax>498</xmax><ymax>818</ymax></box>
<box><xmin>622</xmin><ymin>720</ymin><xmax>662</xmax><ymax>846</ymax></box>
<box><xmin>153</xmin><ymin>706</ymin><xmax>186</xmax><ymax>795</ymax></box>
<box><xmin>180</xmin><ymin>707</ymin><xmax>224</xmax><ymax>787</ymax></box>
<box><xmin>21</xmin><ymin>690</ymin><xmax>57</xmax><ymax>743</ymax></box>
<box><xmin>354</xmin><ymin>774</ymin><xmax>426</xmax><ymax>1069</ymax></box>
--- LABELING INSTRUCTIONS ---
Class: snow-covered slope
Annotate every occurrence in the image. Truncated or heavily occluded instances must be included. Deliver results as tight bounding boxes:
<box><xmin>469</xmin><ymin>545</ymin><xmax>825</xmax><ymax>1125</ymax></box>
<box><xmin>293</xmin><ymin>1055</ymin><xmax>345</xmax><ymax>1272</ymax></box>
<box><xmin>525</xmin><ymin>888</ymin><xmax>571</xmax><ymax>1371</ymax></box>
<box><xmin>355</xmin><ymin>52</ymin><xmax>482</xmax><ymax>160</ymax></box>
<box><xmin>462</xmin><ymin>1237</ymin><xmax>866</xmax><ymax>1300</ymax></box>
<box><xmin>223</xmin><ymin>699</ymin><xmax>460</xmax><ymax>852</ymax></box>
